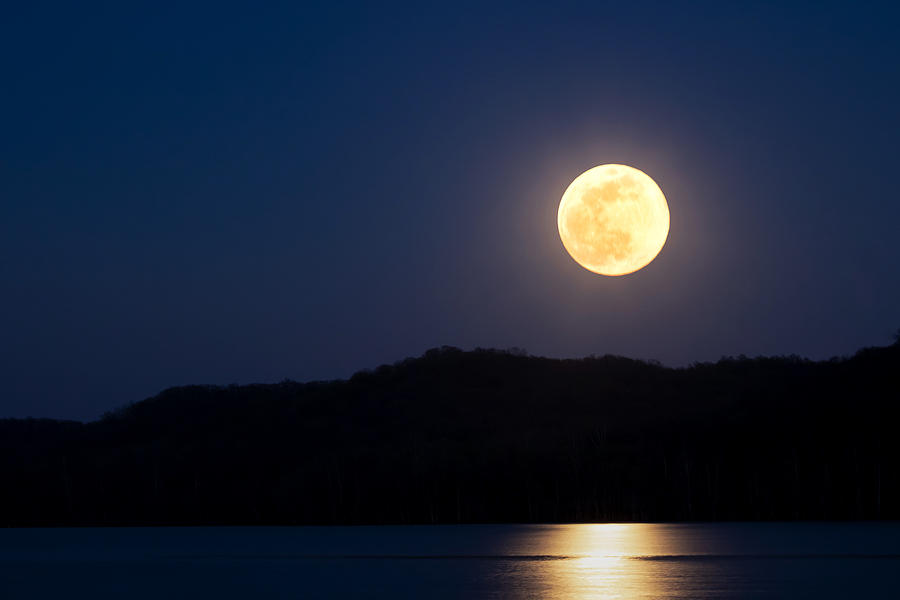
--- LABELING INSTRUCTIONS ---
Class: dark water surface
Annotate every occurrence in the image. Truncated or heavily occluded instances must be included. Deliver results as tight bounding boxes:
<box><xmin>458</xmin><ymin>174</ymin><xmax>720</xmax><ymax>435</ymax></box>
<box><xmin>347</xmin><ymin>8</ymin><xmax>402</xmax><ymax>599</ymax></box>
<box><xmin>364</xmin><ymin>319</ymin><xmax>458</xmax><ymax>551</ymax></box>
<box><xmin>2</xmin><ymin>523</ymin><xmax>899</xmax><ymax>598</ymax></box>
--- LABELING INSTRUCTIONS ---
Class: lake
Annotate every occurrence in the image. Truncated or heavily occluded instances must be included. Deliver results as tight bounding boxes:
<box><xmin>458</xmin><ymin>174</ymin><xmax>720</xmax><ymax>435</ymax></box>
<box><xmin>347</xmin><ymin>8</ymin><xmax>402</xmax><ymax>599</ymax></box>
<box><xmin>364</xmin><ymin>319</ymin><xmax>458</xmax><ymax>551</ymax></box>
<box><xmin>2</xmin><ymin>523</ymin><xmax>899</xmax><ymax>598</ymax></box>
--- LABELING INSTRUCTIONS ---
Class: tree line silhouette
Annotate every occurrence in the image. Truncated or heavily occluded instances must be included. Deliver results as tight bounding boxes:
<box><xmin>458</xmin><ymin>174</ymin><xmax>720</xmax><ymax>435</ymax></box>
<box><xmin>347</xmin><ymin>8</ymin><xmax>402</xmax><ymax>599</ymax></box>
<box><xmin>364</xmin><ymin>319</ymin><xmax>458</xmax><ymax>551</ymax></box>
<box><xmin>1</xmin><ymin>340</ymin><xmax>898</xmax><ymax>526</ymax></box>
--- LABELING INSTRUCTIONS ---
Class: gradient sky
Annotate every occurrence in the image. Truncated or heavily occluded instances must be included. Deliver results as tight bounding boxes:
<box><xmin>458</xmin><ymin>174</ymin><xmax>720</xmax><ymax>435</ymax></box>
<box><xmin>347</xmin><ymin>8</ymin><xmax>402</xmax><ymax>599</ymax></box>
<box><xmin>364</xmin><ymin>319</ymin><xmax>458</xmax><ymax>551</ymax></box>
<box><xmin>3</xmin><ymin>1</ymin><xmax>900</xmax><ymax>420</ymax></box>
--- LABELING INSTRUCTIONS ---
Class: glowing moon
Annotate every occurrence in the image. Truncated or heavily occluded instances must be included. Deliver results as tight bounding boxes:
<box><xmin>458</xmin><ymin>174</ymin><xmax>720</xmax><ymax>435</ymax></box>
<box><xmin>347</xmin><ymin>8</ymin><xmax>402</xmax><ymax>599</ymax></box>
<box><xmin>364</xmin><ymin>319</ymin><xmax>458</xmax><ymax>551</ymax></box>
<box><xmin>557</xmin><ymin>164</ymin><xmax>669</xmax><ymax>276</ymax></box>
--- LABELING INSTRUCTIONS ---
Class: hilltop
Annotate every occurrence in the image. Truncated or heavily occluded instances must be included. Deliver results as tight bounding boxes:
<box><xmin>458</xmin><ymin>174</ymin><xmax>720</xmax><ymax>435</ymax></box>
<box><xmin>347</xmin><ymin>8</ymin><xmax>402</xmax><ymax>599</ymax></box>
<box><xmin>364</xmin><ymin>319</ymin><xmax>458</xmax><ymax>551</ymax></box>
<box><xmin>1</xmin><ymin>342</ymin><xmax>898</xmax><ymax>526</ymax></box>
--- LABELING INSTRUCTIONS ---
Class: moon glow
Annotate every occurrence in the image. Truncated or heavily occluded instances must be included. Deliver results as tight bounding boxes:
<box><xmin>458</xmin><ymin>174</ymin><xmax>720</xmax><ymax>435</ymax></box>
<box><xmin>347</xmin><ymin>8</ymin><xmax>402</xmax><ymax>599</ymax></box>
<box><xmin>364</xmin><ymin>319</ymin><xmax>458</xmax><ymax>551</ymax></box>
<box><xmin>557</xmin><ymin>164</ymin><xmax>670</xmax><ymax>276</ymax></box>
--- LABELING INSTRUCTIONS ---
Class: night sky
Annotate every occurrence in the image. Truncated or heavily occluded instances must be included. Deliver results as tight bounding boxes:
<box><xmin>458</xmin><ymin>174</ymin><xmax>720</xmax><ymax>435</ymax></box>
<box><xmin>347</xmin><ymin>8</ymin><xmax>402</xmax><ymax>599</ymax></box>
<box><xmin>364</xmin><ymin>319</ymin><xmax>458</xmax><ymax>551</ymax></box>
<box><xmin>3</xmin><ymin>2</ymin><xmax>899</xmax><ymax>420</ymax></box>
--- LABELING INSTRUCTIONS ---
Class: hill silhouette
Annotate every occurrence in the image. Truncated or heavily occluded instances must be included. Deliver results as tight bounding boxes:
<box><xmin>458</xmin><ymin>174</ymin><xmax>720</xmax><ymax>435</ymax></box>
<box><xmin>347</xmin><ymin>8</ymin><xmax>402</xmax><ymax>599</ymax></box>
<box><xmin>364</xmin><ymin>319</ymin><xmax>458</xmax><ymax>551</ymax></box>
<box><xmin>2</xmin><ymin>342</ymin><xmax>899</xmax><ymax>526</ymax></box>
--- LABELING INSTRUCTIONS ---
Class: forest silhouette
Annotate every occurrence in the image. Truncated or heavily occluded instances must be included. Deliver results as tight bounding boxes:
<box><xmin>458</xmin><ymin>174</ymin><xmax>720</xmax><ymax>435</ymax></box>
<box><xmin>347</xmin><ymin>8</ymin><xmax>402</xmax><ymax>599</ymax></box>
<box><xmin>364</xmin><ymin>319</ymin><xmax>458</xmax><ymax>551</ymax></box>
<box><xmin>2</xmin><ymin>340</ymin><xmax>898</xmax><ymax>526</ymax></box>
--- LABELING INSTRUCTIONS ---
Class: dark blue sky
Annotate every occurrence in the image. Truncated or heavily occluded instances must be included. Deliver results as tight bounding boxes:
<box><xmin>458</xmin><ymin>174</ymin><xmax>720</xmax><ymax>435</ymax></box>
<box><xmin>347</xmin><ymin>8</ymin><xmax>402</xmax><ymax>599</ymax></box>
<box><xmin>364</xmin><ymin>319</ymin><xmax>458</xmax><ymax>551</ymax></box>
<box><xmin>3</xmin><ymin>1</ymin><xmax>899</xmax><ymax>420</ymax></box>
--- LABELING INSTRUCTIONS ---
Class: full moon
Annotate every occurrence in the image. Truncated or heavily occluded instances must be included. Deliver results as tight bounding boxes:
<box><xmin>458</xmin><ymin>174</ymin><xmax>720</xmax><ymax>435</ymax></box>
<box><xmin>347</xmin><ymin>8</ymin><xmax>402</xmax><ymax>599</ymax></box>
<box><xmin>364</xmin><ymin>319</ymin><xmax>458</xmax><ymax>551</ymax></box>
<box><xmin>557</xmin><ymin>164</ymin><xmax>669</xmax><ymax>276</ymax></box>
